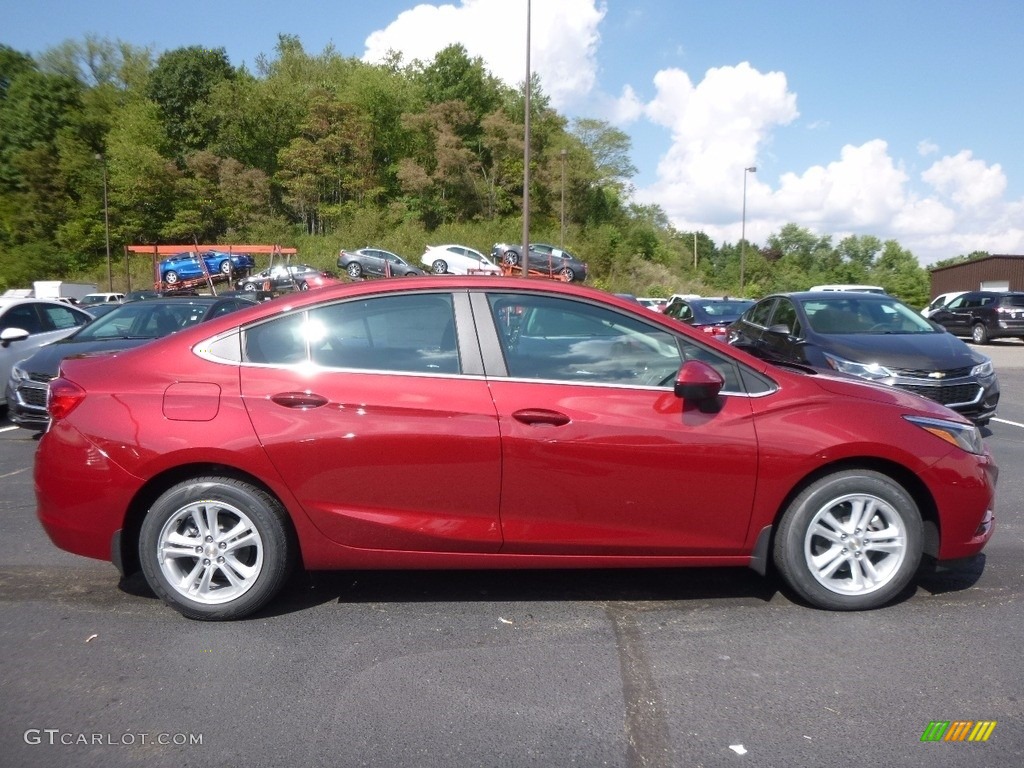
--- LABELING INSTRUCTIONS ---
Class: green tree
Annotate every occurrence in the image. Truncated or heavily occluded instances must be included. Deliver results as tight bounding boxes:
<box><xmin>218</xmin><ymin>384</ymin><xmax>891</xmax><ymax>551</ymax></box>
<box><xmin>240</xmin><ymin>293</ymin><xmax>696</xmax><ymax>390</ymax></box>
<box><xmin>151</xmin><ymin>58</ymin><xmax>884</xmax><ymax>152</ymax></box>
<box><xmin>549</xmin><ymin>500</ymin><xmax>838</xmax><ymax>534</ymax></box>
<box><xmin>147</xmin><ymin>46</ymin><xmax>235</xmax><ymax>156</ymax></box>
<box><xmin>872</xmin><ymin>240</ymin><xmax>929</xmax><ymax>306</ymax></box>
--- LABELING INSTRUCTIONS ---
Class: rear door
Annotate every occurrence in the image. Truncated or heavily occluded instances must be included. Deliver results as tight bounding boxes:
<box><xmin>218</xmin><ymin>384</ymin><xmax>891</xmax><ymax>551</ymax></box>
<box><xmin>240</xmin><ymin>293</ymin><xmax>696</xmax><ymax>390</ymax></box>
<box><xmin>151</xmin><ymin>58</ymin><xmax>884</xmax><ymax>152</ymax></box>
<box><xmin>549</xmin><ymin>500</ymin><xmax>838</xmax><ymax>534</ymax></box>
<box><xmin>239</xmin><ymin>290</ymin><xmax>503</xmax><ymax>553</ymax></box>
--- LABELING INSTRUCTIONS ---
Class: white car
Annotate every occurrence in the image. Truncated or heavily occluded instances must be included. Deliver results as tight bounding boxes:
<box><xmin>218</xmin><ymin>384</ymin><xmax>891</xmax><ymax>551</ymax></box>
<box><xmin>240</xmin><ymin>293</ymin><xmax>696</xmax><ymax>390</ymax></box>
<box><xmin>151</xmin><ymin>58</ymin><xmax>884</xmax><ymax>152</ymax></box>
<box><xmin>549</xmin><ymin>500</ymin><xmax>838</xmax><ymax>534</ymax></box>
<box><xmin>1</xmin><ymin>297</ymin><xmax>93</xmax><ymax>408</ymax></box>
<box><xmin>922</xmin><ymin>291</ymin><xmax>968</xmax><ymax>318</ymax></box>
<box><xmin>421</xmin><ymin>244</ymin><xmax>502</xmax><ymax>275</ymax></box>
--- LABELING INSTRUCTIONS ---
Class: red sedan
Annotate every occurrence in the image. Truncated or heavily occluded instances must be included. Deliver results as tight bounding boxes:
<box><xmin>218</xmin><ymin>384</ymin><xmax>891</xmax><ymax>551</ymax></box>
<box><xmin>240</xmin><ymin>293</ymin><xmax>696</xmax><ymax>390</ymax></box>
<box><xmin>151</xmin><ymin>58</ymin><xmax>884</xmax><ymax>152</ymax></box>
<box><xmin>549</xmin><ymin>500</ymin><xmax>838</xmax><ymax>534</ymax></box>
<box><xmin>35</xmin><ymin>278</ymin><xmax>996</xmax><ymax>620</ymax></box>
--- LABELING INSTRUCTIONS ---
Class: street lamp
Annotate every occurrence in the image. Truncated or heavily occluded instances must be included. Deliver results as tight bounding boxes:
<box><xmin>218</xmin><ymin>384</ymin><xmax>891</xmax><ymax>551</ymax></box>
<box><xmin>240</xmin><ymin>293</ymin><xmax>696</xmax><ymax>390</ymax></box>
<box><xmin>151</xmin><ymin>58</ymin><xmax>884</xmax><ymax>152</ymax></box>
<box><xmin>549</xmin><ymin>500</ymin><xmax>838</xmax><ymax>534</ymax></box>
<box><xmin>96</xmin><ymin>153</ymin><xmax>112</xmax><ymax>291</ymax></box>
<box><xmin>740</xmin><ymin>166</ymin><xmax>756</xmax><ymax>295</ymax></box>
<box><xmin>559</xmin><ymin>148</ymin><xmax>568</xmax><ymax>247</ymax></box>
<box><xmin>521</xmin><ymin>0</ymin><xmax>531</xmax><ymax>276</ymax></box>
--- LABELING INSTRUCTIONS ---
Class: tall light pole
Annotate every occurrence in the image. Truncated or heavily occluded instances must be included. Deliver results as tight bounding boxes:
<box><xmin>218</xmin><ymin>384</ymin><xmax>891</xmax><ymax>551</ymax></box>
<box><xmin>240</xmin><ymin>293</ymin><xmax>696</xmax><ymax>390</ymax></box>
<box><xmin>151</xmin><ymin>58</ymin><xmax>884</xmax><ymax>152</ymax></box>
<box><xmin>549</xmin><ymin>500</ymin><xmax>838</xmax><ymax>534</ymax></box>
<box><xmin>96</xmin><ymin>153</ymin><xmax>112</xmax><ymax>291</ymax></box>
<box><xmin>740</xmin><ymin>165</ymin><xmax>756</xmax><ymax>295</ymax></box>
<box><xmin>521</xmin><ymin>0</ymin><xmax>531</xmax><ymax>276</ymax></box>
<box><xmin>559</xmin><ymin>148</ymin><xmax>568</xmax><ymax>247</ymax></box>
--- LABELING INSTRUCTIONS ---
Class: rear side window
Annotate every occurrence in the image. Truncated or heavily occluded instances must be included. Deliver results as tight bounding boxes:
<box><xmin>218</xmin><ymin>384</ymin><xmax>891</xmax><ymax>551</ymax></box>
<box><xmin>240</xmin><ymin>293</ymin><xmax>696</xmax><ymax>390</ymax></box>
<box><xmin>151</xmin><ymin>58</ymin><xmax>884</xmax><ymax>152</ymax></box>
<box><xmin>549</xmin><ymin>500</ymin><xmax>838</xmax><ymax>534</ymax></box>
<box><xmin>1000</xmin><ymin>295</ymin><xmax>1024</xmax><ymax>308</ymax></box>
<box><xmin>40</xmin><ymin>304</ymin><xmax>89</xmax><ymax>331</ymax></box>
<box><xmin>244</xmin><ymin>294</ymin><xmax>460</xmax><ymax>374</ymax></box>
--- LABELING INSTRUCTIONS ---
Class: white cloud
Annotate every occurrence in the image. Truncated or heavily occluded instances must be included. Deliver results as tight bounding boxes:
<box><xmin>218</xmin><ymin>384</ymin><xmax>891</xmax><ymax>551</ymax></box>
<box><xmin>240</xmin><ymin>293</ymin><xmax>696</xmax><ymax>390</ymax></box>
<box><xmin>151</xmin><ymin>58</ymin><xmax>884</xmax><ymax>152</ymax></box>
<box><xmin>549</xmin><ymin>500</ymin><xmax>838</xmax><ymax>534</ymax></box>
<box><xmin>917</xmin><ymin>139</ymin><xmax>939</xmax><ymax>156</ymax></box>
<box><xmin>922</xmin><ymin>150</ymin><xmax>1006</xmax><ymax>208</ymax></box>
<box><xmin>362</xmin><ymin>0</ymin><xmax>605</xmax><ymax>111</ymax></box>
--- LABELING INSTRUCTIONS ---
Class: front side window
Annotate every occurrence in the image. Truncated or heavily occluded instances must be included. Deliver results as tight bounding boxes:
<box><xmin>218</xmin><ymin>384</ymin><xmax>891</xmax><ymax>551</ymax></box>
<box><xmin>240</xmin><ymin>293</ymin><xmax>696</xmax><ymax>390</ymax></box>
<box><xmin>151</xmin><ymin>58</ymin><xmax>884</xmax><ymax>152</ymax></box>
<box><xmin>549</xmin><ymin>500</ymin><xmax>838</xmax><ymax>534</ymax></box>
<box><xmin>1</xmin><ymin>304</ymin><xmax>43</xmax><ymax>335</ymax></box>
<box><xmin>487</xmin><ymin>293</ymin><xmax>694</xmax><ymax>387</ymax></box>
<box><xmin>769</xmin><ymin>299</ymin><xmax>800</xmax><ymax>336</ymax></box>
<box><xmin>746</xmin><ymin>299</ymin><xmax>776</xmax><ymax>328</ymax></box>
<box><xmin>244</xmin><ymin>294</ymin><xmax>459</xmax><ymax>374</ymax></box>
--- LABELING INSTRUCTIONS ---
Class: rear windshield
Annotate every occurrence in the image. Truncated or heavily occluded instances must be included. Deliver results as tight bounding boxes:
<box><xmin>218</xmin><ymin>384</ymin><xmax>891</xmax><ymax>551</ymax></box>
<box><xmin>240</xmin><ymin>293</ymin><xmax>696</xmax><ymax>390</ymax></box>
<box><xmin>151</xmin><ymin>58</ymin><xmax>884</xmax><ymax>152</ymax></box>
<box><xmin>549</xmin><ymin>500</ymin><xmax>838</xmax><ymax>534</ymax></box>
<box><xmin>999</xmin><ymin>295</ymin><xmax>1024</xmax><ymax>308</ymax></box>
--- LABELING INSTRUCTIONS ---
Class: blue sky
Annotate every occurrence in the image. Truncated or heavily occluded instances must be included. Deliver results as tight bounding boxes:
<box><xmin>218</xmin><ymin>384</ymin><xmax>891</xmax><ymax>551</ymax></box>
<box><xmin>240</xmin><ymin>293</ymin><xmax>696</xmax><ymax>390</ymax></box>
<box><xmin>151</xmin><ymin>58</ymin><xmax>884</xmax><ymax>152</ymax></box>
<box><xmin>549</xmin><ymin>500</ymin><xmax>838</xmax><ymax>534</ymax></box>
<box><xmin>3</xmin><ymin>0</ymin><xmax>1022</xmax><ymax>264</ymax></box>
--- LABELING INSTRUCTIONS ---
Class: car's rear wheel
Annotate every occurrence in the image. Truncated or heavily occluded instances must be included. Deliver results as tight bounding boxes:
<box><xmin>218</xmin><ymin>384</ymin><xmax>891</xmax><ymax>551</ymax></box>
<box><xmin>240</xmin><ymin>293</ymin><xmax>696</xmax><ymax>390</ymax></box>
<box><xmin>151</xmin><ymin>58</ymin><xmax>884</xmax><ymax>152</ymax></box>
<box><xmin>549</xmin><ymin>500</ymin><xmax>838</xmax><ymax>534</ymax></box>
<box><xmin>241</xmin><ymin>282</ymin><xmax>257</xmax><ymax>292</ymax></box>
<box><xmin>164</xmin><ymin>271</ymin><xmax>179</xmax><ymax>285</ymax></box>
<box><xmin>971</xmin><ymin>323</ymin><xmax>989</xmax><ymax>344</ymax></box>
<box><xmin>346</xmin><ymin>263</ymin><xmax>362</xmax><ymax>279</ymax></box>
<box><xmin>773</xmin><ymin>470</ymin><xmax>922</xmax><ymax>610</ymax></box>
<box><xmin>139</xmin><ymin>477</ymin><xmax>295</xmax><ymax>621</ymax></box>
<box><xmin>431</xmin><ymin>259</ymin><xmax>448</xmax><ymax>274</ymax></box>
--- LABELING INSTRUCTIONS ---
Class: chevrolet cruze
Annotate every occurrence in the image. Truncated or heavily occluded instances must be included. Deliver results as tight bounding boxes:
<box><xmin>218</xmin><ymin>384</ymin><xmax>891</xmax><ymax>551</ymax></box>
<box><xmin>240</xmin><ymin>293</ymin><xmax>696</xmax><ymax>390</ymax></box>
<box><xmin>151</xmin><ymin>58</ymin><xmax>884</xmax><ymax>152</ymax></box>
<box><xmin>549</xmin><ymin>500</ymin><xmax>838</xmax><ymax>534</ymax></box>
<box><xmin>35</xmin><ymin>278</ymin><xmax>997</xmax><ymax>620</ymax></box>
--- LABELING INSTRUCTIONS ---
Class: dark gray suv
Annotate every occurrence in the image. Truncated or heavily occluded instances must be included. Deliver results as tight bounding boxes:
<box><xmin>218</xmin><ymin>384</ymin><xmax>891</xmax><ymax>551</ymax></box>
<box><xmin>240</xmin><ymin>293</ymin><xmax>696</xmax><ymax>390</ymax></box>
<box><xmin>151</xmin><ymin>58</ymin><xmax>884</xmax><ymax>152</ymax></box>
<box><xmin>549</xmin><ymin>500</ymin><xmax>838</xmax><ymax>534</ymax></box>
<box><xmin>929</xmin><ymin>291</ymin><xmax>1024</xmax><ymax>344</ymax></box>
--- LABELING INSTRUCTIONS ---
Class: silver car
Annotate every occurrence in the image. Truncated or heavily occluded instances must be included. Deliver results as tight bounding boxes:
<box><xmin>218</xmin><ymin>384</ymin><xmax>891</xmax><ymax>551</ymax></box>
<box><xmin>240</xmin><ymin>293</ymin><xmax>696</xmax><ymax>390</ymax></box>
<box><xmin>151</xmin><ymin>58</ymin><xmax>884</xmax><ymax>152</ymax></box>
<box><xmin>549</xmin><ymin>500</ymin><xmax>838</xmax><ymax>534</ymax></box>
<box><xmin>0</xmin><ymin>297</ymin><xmax>93</xmax><ymax>410</ymax></box>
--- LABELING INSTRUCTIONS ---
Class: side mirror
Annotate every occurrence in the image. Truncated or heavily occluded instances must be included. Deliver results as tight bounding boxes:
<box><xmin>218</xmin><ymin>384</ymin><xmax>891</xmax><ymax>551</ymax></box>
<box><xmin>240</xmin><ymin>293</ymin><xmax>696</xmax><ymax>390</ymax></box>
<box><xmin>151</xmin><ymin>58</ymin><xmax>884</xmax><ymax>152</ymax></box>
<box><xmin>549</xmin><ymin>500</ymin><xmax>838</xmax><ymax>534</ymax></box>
<box><xmin>1</xmin><ymin>327</ymin><xmax>30</xmax><ymax>345</ymax></box>
<box><xmin>766</xmin><ymin>323</ymin><xmax>792</xmax><ymax>336</ymax></box>
<box><xmin>673</xmin><ymin>359</ymin><xmax>724</xmax><ymax>411</ymax></box>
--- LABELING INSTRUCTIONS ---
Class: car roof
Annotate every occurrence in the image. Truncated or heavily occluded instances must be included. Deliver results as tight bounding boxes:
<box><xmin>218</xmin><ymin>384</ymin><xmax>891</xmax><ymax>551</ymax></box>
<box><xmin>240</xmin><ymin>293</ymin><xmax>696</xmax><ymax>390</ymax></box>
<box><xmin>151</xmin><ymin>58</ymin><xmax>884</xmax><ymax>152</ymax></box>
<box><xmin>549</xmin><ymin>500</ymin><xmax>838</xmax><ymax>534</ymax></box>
<box><xmin>765</xmin><ymin>291</ymin><xmax>894</xmax><ymax>301</ymax></box>
<box><xmin>0</xmin><ymin>297</ymin><xmax>90</xmax><ymax>309</ymax></box>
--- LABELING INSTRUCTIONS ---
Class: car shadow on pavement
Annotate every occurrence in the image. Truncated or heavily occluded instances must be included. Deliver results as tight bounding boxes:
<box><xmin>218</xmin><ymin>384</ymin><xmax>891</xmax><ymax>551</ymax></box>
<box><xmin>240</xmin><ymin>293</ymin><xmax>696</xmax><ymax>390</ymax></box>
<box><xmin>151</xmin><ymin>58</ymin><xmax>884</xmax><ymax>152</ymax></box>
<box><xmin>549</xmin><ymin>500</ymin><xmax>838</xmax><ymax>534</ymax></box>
<box><xmin>913</xmin><ymin>553</ymin><xmax>986</xmax><ymax>596</ymax></box>
<box><xmin>257</xmin><ymin>566</ymin><xmax>780</xmax><ymax>619</ymax></box>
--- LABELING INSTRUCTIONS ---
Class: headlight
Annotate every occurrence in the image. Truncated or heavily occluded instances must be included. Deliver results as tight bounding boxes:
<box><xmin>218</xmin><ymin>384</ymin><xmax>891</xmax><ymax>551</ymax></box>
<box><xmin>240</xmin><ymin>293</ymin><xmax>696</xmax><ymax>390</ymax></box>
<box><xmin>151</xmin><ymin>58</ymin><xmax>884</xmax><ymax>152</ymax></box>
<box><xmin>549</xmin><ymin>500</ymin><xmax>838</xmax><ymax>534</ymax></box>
<box><xmin>904</xmin><ymin>415</ymin><xmax>985</xmax><ymax>455</ymax></box>
<box><xmin>9</xmin><ymin>362</ymin><xmax>29</xmax><ymax>384</ymax></box>
<box><xmin>823</xmin><ymin>352</ymin><xmax>894</xmax><ymax>381</ymax></box>
<box><xmin>971</xmin><ymin>357</ymin><xmax>994</xmax><ymax>378</ymax></box>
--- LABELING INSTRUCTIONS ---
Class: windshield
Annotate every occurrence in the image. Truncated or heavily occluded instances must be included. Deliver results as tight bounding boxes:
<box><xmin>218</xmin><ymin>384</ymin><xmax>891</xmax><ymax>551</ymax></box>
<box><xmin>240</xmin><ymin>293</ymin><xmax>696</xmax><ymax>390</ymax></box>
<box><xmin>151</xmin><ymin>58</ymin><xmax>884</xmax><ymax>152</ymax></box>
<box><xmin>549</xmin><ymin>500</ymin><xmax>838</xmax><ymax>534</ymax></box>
<box><xmin>803</xmin><ymin>297</ymin><xmax>937</xmax><ymax>335</ymax></box>
<box><xmin>75</xmin><ymin>302</ymin><xmax>207</xmax><ymax>340</ymax></box>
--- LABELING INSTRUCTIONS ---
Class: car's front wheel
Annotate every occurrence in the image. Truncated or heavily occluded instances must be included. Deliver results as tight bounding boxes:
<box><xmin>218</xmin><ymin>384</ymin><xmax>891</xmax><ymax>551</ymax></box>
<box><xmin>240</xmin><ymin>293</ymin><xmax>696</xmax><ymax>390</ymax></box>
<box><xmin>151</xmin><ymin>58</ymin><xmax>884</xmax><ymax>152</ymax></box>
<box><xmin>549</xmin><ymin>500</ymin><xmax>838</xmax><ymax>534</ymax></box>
<box><xmin>164</xmin><ymin>271</ymin><xmax>179</xmax><ymax>285</ymax></box>
<box><xmin>560</xmin><ymin>266</ymin><xmax>576</xmax><ymax>282</ymax></box>
<box><xmin>218</xmin><ymin>260</ymin><xmax>232</xmax><ymax>275</ymax></box>
<box><xmin>431</xmin><ymin>259</ymin><xmax>448</xmax><ymax>274</ymax></box>
<box><xmin>346</xmin><ymin>263</ymin><xmax>362</xmax><ymax>279</ymax></box>
<box><xmin>773</xmin><ymin>470</ymin><xmax>922</xmax><ymax>610</ymax></box>
<box><xmin>971</xmin><ymin>323</ymin><xmax>989</xmax><ymax>344</ymax></box>
<box><xmin>139</xmin><ymin>477</ymin><xmax>295</xmax><ymax>620</ymax></box>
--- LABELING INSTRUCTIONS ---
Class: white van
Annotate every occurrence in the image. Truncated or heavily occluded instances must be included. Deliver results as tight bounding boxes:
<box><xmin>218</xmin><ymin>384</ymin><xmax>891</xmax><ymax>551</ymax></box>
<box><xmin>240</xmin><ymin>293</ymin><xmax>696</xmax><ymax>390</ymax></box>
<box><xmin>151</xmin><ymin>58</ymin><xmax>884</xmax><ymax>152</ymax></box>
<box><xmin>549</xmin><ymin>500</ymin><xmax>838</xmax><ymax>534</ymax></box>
<box><xmin>921</xmin><ymin>291</ymin><xmax>967</xmax><ymax>318</ymax></box>
<box><xmin>809</xmin><ymin>284</ymin><xmax>887</xmax><ymax>294</ymax></box>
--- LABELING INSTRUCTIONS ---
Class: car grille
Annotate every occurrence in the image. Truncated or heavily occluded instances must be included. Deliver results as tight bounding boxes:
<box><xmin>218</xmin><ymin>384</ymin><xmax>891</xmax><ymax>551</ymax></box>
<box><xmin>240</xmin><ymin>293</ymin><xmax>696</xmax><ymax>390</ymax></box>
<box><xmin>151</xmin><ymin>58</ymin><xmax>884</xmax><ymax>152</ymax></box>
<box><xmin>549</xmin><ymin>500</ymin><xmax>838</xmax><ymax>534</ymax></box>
<box><xmin>892</xmin><ymin>366</ymin><xmax>974</xmax><ymax>379</ymax></box>
<box><xmin>29</xmin><ymin>372</ymin><xmax>56</xmax><ymax>383</ymax></box>
<box><xmin>895</xmin><ymin>382</ymin><xmax>982</xmax><ymax>407</ymax></box>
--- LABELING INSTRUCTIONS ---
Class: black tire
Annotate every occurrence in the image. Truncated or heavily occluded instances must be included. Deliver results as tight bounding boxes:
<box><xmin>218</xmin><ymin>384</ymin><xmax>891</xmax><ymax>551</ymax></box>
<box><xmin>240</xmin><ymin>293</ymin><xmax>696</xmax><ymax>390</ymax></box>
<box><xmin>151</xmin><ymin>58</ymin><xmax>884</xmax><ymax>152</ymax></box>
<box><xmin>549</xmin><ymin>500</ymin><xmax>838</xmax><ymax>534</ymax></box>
<box><xmin>971</xmin><ymin>324</ymin><xmax>989</xmax><ymax>344</ymax></box>
<box><xmin>298</xmin><ymin>281</ymin><xmax>309</xmax><ymax>291</ymax></box>
<box><xmin>164</xmin><ymin>271</ymin><xmax>179</xmax><ymax>285</ymax></box>
<box><xmin>503</xmin><ymin>251</ymin><xmax>520</xmax><ymax>267</ymax></box>
<box><xmin>241</xmin><ymin>282</ymin><xmax>257</xmax><ymax>292</ymax></box>
<box><xmin>560</xmin><ymin>266</ymin><xmax>576</xmax><ymax>282</ymax></box>
<box><xmin>346</xmin><ymin>262</ymin><xmax>362</xmax><ymax>279</ymax></box>
<box><xmin>138</xmin><ymin>477</ymin><xmax>295</xmax><ymax>620</ymax></box>
<box><xmin>218</xmin><ymin>260</ymin><xmax>232</xmax><ymax>275</ymax></box>
<box><xmin>773</xmin><ymin>470</ymin><xmax>922</xmax><ymax>610</ymax></box>
<box><xmin>431</xmin><ymin>259</ymin><xmax>448</xmax><ymax>274</ymax></box>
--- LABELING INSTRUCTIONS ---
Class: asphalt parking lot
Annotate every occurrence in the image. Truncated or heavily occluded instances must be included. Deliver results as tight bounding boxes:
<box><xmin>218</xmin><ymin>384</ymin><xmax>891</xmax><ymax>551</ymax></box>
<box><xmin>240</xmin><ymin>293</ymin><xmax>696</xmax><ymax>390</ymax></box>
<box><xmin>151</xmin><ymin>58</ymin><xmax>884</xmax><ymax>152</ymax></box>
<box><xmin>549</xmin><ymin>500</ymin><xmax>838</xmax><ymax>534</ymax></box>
<box><xmin>1</xmin><ymin>342</ymin><xmax>1022</xmax><ymax>767</ymax></box>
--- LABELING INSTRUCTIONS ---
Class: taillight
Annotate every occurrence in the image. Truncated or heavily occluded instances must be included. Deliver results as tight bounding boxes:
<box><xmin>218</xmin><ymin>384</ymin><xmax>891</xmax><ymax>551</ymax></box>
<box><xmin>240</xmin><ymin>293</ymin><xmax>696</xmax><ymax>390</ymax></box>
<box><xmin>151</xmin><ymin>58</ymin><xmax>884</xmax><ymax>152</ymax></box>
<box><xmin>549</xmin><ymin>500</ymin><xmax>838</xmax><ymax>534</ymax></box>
<box><xmin>47</xmin><ymin>377</ymin><xmax>86</xmax><ymax>421</ymax></box>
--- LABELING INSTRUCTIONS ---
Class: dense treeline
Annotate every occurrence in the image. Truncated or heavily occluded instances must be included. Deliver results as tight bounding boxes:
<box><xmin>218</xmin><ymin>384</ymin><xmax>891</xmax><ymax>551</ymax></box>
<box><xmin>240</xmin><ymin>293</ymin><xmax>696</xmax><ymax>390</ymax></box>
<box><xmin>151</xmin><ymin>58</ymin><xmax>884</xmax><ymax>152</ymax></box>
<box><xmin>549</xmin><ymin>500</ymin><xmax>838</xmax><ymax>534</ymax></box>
<box><xmin>0</xmin><ymin>35</ymin><xmax>941</xmax><ymax>305</ymax></box>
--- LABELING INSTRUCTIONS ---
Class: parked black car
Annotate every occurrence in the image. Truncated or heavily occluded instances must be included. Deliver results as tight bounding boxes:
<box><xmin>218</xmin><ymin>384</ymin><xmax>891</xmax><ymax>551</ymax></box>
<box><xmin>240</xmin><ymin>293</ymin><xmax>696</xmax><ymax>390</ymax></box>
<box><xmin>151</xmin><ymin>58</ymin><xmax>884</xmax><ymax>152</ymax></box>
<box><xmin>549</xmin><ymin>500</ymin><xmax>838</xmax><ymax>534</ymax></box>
<box><xmin>727</xmin><ymin>291</ymin><xmax>999</xmax><ymax>425</ymax></box>
<box><xmin>928</xmin><ymin>290</ymin><xmax>1024</xmax><ymax>344</ymax></box>
<box><xmin>491</xmin><ymin>243</ymin><xmax>588</xmax><ymax>282</ymax></box>
<box><xmin>5</xmin><ymin>295</ymin><xmax>256</xmax><ymax>429</ymax></box>
<box><xmin>337</xmin><ymin>247</ymin><xmax>425</xmax><ymax>279</ymax></box>
<box><xmin>663</xmin><ymin>296</ymin><xmax>754</xmax><ymax>340</ymax></box>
